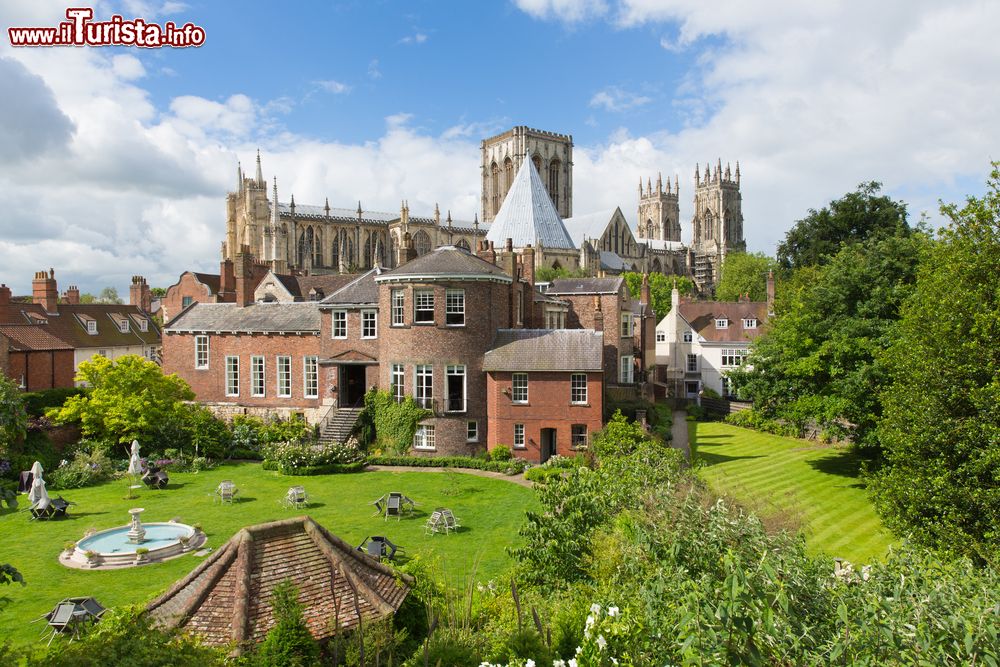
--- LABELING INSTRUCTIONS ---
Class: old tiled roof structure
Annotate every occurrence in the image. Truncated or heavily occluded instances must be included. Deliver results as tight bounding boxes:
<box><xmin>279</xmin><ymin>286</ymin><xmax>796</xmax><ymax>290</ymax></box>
<box><xmin>483</xmin><ymin>329</ymin><xmax>603</xmax><ymax>372</ymax></box>
<box><xmin>0</xmin><ymin>302</ymin><xmax>160</xmax><ymax>349</ymax></box>
<box><xmin>293</xmin><ymin>274</ymin><xmax>358</xmax><ymax>301</ymax></box>
<box><xmin>191</xmin><ymin>272</ymin><xmax>222</xmax><ymax>296</ymax></box>
<box><xmin>146</xmin><ymin>517</ymin><xmax>412</xmax><ymax>654</ymax></box>
<box><xmin>486</xmin><ymin>159</ymin><xmax>575</xmax><ymax>250</ymax></box>
<box><xmin>376</xmin><ymin>245</ymin><xmax>512</xmax><ymax>283</ymax></box>
<box><xmin>320</xmin><ymin>268</ymin><xmax>381</xmax><ymax>306</ymax></box>
<box><xmin>165</xmin><ymin>302</ymin><xmax>321</xmax><ymax>333</ymax></box>
<box><xmin>546</xmin><ymin>276</ymin><xmax>624</xmax><ymax>295</ymax></box>
<box><xmin>0</xmin><ymin>324</ymin><xmax>73</xmax><ymax>351</ymax></box>
<box><xmin>679</xmin><ymin>301</ymin><xmax>768</xmax><ymax>343</ymax></box>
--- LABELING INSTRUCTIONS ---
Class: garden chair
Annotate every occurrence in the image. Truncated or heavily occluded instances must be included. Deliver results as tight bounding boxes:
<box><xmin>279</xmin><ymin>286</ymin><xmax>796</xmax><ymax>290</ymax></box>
<box><xmin>41</xmin><ymin>602</ymin><xmax>83</xmax><ymax>646</ymax></box>
<box><xmin>142</xmin><ymin>467</ymin><xmax>169</xmax><ymax>490</ymax></box>
<box><xmin>385</xmin><ymin>493</ymin><xmax>406</xmax><ymax>521</ymax></box>
<box><xmin>49</xmin><ymin>496</ymin><xmax>74</xmax><ymax>519</ymax></box>
<box><xmin>215</xmin><ymin>481</ymin><xmax>238</xmax><ymax>505</ymax></box>
<box><xmin>424</xmin><ymin>509</ymin><xmax>445</xmax><ymax>535</ymax></box>
<box><xmin>356</xmin><ymin>536</ymin><xmax>399</xmax><ymax>561</ymax></box>
<box><xmin>281</xmin><ymin>486</ymin><xmax>309</xmax><ymax>509</ymax></box>
<box><xmin>441</xmin><ymin>509</ymin><xmax>461</xmax><ymax>533</ymax></box>
<box><xmin>370</xmin><ymin>494</ymin><xmax>387</xmax><ymax>517</ymax></box>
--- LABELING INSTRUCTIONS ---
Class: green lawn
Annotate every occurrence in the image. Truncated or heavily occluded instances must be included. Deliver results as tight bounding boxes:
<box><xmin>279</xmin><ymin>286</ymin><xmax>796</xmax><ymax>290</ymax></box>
<box><xmin>0</xmin><ymin>463</ymin><xmax>536</xmax><ymax>649</ymax></box>
<box><xmin>690</xmin><ymin>421</ymin><xmax>894</xmax><ymax>564</ymax></box>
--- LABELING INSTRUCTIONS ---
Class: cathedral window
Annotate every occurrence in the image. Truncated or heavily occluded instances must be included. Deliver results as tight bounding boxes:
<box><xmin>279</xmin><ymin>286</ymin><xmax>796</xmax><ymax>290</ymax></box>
<box><xmin>413</xmin><ymin>230</ymin><xmax>431</xmax><ymax>256</ymax></box>
<box><xmin>549</xmin><ymin>159</ymin><xmax>560</xmax><ymax>205</ymax></box>
<box><xmin>491</xmin><ymin>162</ymin><xmax>500</xmax><ymax>216</ymax></box>
<box><xmin>504</xmin><ymin>157</ymin><xmax>514</xmax><ymax>194</ymax></box>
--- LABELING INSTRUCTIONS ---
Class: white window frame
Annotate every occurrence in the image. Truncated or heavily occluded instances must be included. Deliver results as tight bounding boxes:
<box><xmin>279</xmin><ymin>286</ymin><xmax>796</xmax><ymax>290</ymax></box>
<box><xmin>445</xmin><ymin>289</ymin><xmax>465</xmax><ymax>326</ymax></box>
<box><xmin>620</xmin><ymin>355</ymin><xmax>635</xmax><ymax>384</ymax></box>
<box><xmin>715</xmin><ymin>318</ymin><xmax>729</xmax><ymax>329</ymax></box>
<box><xmin>446</xmin><ymin>365</ymin><xmax>466</xmax><ymax>412</ymax></box>
<box><xmin>414</xmin><ymin>289</ymin><xmax>434</xmax><ymax>324</ymax></box>
<box><xmin>251</xmin><ymin>356</ymin><xmax>265</xmax><ymax>397</ymax></box>
<box><xmin>571</xmin><ymin>424</ymin><xmax>588</xmax><ymax>449</ymax></box>
<box><xmin>620</xmin><ymin>312</ymin><xmax>633</xmax><ymax>338</ymax></box>
<box><xmin>119</xmin><ymin>319</ymin><xmax>129</xmax><ymax>333</ymax></box>
<box><xmin>656</xmin><ymin>331</ymin><xmax>666</xmax><ymax>342</ymax></box>
<box><xmin>683</xmin><ymin>330</ymin><xmax>693</xmax><ymax>343</ymax></box>
<box><xmin>570</xmin><ymin>373</ymin><xmax>588</xmax><ymax>404</ymax></box>
<box><xmin>225</xmin><ymin>355</ymin><xmax>239</xmax><ymax>397</ymax></box>
<box><xmin>467</xmin><ymin>420</ymin><xmax>478</xmax><ymax>443</ymax></box>
<box><xmin>415</xmin><ymin>364</ymin><xmax>433</xmax><ymax>409</ymax></box>
<box><xmin>361</xmin><ymin>309</ymin><xmax>377</xmax><ymax>339</ymax></box>
<box><xmin>332</xmin><ymin>310</ymin><xmax>347</xmax><ymax>339</ymax></box>
<box><xmin>743</xmin><ymin>318</ymin><xmax>758</xmax><ymax>329</ymax></box>
<box><xmin>277</xmin><ymin>355</ymin><xmax>292</xmax><ymax>397</ymax></box>
<box><xmin>391</xmin><ymin>289</ymin><xmax>405</xmax><ymax>326</ymax></box>
<box><xmin>139</xmin><ymin>319</ymin><xmax>148</xmax><ymax>332</ymax></box>
<box><xmin>686</xmin><ymin>354</ymin><xmax>699</xmax><ymax>373</ymax></box>
<box><xmin>391</xmin><ymin>363</ymin><xmax>405</xmax><ymax>403</ymax></box>
<box><xmin>721</xmin><ymin>348</ymin><xmax>749</xmax><ymax>368</ymax></box>
<box><xmin>414</xmin><ymin>424</ymin><xmax>436</xmax><ymax>450</ymax></box>
<box><xmin>195</xmin><ymin>335</ymin><xmax>209</xmax><ymax>369</ymax></box>
<box><xmin>86</xmin><ymin>320</ymin><xmax>97</xmax><ymax>335</ymax></box>
<box><xmin>511</xmin><ymin>373</ymin><xmax>528</xmax><ymax>404</ymax></box>
<box><xmin>513</xmin><ymin>423</ymin><xmax>525</xmax><ymax>449</ymax></box>
<box><xmin>303</xmin><ymin>356</ymin><xmax>318</xmax><ymax>399</ymax></box>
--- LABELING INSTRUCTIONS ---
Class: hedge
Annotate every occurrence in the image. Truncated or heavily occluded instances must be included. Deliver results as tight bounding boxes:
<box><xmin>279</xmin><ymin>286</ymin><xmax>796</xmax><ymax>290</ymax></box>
<box><xmin>367</xmin><ymin>455</ymin><xmax>527</xmax><ymax>475</ymax></box>
<box><xmin>261</xmin><ymin>460</ymin><xmax>366</xmax><ymax>476</ymax></box>
<box><xmin>22</xmin><ymin>387</ymin><xmax>85</xmax><ymax>417</ymax></box>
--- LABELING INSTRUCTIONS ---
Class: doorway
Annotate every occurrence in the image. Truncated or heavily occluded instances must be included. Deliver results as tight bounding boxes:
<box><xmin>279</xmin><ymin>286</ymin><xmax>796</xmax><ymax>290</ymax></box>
<box><xmin>540</xmin><ymin>428</ymin><xmax>557</xmax><ymax>463</ymax></box>
<box><xmin>340</xmin><ymin>365</ymin><xmax>367</xmax><ymax>407</ymax></box>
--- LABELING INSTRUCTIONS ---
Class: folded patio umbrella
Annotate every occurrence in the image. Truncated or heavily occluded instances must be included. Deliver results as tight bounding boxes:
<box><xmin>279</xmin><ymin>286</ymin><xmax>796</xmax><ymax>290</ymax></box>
<box><xmin>29</xmin><ymin>476</ymin><xmax>50</xmax><ymax>508</ymax></box>
<box><xmin>127</xmin><ymin>440</ymin><xmax>143</xmax><ymax>476</ymax></box>
<box><xmin>30</xmin><ymin>460</ymin><xmax>44</xmax><ymax>480</ymax></box>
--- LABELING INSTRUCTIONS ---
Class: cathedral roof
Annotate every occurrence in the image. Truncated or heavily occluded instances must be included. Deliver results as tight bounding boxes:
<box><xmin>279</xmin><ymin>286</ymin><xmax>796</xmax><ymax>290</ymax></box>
<box><xmin>376</xmin><ymin>246</ymin><xmax>512</xmax><ymax>283</ymax></box>
<box><xmin>563</xmin><ymin>208</ymin><xmax>623</xmax><ymax>247</ymax></box>
<box><xmin>486</xmin><ymin>159</ymin><xmax>575</xmax><ymax>250</ymax></box>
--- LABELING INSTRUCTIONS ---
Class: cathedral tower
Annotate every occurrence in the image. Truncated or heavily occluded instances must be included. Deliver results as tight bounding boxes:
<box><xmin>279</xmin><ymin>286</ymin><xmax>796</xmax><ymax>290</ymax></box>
<box><xmin>691</xmin><ymin>160</ymin><xmax>745</xmax><ymax>292</ymax></box>
<box><xmin>481</xmin><ymin>126</ymin><xmax>573</xmax><ymax>222</ymax></box>
<box><xmin>637</xmin><ymin>173</ymin><xmax>681</xmax><ymax>241</ymax></box>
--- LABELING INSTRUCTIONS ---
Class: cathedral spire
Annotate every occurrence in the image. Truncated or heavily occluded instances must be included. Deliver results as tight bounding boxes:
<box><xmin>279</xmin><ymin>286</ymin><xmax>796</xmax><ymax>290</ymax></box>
<box><xmin>324</xmin><ymin>197</ymin><xmax>330</xmax><ymax>217</ymax></box>
<box><xmin>255</xmin><ymin>149</ymin><xmax>263</xmax><ymax>186</ymax></box>
<box><xmin>446</xmin><ymin>210</ymin><xmax>452</xmax><ymax>227</ymax></box>
<box><xmin>717</xmin><ymin>158</ymin><xmax>723</xmax><ymax>182</ymax></box>
<box><xmin>434</xmin><ymin>203</ymin><xmax>440</xmax><ymax>225</ymax></box>
<box><xmin>735</xmin><ymin>161</ymin><xmax>741</xmax><ymax>186</ymax></box>
<box><xmin>289</xmin><ymin>193</ymin><xmax>295</xmax><ymax>215</ymax></box>
<box><xmin>656</xmin><ymin>172</ymin><xmax>662</xmax><ymax>193</ymax></box>
<box><xmin>675</xmin><ymin>174</ymin><xmax>680</xmax><ymax>194</ymax></box>
<box><xmin>638</xmin><ymin>177</ymin><xmax>643</xmax><ymax>195</ymax></box>
<box><xmin>237</xmin><ymin>161</ymin><xmax>243</xmax><ymax>194</ymax></box>
<box><xmin>666</xmin><ymin>174</ymin><xmax>671</xmax><ymax>194</ymax></box>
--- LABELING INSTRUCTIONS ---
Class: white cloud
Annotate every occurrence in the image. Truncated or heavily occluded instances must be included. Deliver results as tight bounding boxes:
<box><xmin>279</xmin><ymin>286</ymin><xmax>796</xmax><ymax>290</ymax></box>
<box><xmin>589</xmin><ymin>86</ymin><xmax>652</xmax><ymax>112</ymax></box>
<box><xmin>111</xmin><ymin>54</ymin><xmax>145</xmax><ymax>80</ymax></box>
<box><xmin>513</xmin><ymin>0</ymin><xmax>608</xmax><ymax>23</ymax></box>
<box><xmin>398</xmin><ymin>32</ymin><xmax>428</xmax><ymax>45</ymax></box>
<box><xmin>368</xmin><ymin>59</ymin><xmax>382</xmax><ymax>79</ymax></box>
<box><xmin>314</xmin><ymin>79</ymin><xmax>351</xmax><ymax>94</ymax></box>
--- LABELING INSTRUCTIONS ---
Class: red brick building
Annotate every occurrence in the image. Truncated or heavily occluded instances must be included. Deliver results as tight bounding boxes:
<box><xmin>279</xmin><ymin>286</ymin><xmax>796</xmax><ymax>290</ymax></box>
<box><xmin>484</xmin><ymin>329</ymin><xmax>604</xmax><ymax>462</ymax></box>
<box><xmin>0</xmin><ymin>324</ymin><xmax>75</xmax><ymax>391</ymax></box>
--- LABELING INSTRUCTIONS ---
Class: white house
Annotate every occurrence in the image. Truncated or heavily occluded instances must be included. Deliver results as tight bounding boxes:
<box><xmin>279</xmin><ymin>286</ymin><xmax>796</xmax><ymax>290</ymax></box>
<box><xmin>654</xmin><ymin>278</ymin><xmax>772</xmax><ymax>399</ymax></box>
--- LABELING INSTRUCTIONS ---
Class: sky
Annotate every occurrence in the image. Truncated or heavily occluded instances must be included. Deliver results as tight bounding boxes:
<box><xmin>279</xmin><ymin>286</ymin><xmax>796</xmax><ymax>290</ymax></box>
<box><xmin>0</xmin><ymin>0</ymin><xmax>997</xmax><ymax>295</ymax></box>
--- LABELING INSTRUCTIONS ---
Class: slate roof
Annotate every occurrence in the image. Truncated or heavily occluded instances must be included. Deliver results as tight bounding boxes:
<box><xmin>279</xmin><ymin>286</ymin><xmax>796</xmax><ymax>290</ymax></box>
<box><xmin>546</xmin><ymin>276</ymin><xmax>624</xmax><ymax>296</ymax></box>
<box><xmin>563</xmin><ymin>208</ymin><xmax>619</xmax><ymax>247</ymax></box>
<box><xmin>599</xmin><ymin>251</ymin><xmax>629</xmax><ymax>272</ymax></box>
<box><xmin>0</xmin><ymin>302</ymin><xmax>160</xmax><ymax>349</ymax></box>
<box><xmin>485</xmin><ymin>159</ymin><xmax>575</xmax><ymax>250</ymax></box>
<box><xmin>483</xmin><ymin>329</ymin><xmax>603</xmax><ymax>372</ymax></box>
<box><xmin>147</xmin><ymin>517</ymin><xmax>412</xmax><ymax>654</ymax></box>
<box><xmin>0</xmin><ymin>324</ymin><xmax>73</xmax><ymax>351</ymax></box>
<box><xmin>294</xmin><ymin>274</ymin><xmax>358</xmax><ymax>301</ymax></box>
<box><xmin>165</xmin><ymin>302</ymin><xmax>321</xmax><ymax>333</ymax></box>
<box><xmin>376</xmin><ymin>246</ymin><xmax>512</xmax><ymax>283</ymax></box>
<box><xmin>679</xmin><ymin>301</ymin><xmax>768</xmax><ymax>343</ymax></box>
<box><xmin>320</xmin><ymin>268</ymin><xmax>381</xmax><ymax>306</ymax></box>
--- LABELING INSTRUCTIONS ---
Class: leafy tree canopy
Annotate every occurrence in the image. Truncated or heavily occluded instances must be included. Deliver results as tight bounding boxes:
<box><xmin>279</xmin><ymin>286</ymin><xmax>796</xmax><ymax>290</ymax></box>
<box><xmin>729</xmin><ymin>230</ymin><xmax>928</xmax><ymax>455</ymax></box>
<box><xmin>714</xmin><ymin>251</ymin><xmax>780</xmax><ymax>302</ymax></box>
<box><xmin>776</xmin><ymin>181</ymin><xmax>909</xmax><ymax>270</ymax></box>
<box><xmin>47</xmin><ymin>355</ymin><xmax>194</xmax><ymax>447</ymax></box>
<box><xmin>535</xmin><ymin>265</ymin><xmax>588</xmax><ymax>283</ymax></box>
<box><xmin>0</xmin><ymin>374</ymin><xmax>28</xmax><ymax>450</ymax></box>
<box><xmin>622</xmin><ymin>272</ymin><xmax>695</xmax><ymax>319</ymax></box>
<box><xmin>97</xmin><ymin>286</ymin><xmax>123</xmax><ymax>304</ymax></box>
<box><xmin>870</xmin><ymin>164</ymin><xmax>1000</xmax><ymax>559</ymax></box>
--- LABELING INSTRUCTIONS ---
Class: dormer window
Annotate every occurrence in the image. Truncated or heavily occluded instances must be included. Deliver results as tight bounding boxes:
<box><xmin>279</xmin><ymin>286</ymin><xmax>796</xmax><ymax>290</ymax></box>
<box><xmin>87</xmin><ymin>320</ymin><xmax>97</xmax><ymax>334</ymax></box>
<box><xmin>119</xmin><ymin>320</ymin><xmax>129</xmax><ymax>333</ymax></box>
<box><xmin>743</xmin><ymin>318</ymin><xmax>758</xmax><ymax>329</ymax></box>
<box><xmin>715</xmin><ymin>318</ymin><xmax>729</xmax><ymax>329</ymax></box>
<box><xmin>139</xmin><ymin>319</ymin><xmax>148</xmax><ymax>332</ymax></box>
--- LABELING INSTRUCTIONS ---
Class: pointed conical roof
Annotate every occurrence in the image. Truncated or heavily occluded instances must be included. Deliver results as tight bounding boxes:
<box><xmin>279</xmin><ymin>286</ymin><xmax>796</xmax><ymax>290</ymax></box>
<box><xmin>146</xmin><ymin>517</ymin><xmax>411</xmax><ymax>655</ymax></box>
<box><xmin>486</xmin><ymin>158</ymin><xmax>575</xmax><ymax>250</ymax></box>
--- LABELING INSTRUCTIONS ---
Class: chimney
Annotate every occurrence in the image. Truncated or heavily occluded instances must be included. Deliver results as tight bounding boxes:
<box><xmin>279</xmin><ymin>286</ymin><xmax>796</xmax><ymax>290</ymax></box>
<box><xmin>220</xmin><ymin>258</ymin><xmax>235</xmax><ymax>298</ymax></box>
<box><xmin>63</xmin><ymin>285</ymin><xmax>80</xmax><ymax>305</ymax></box>
<box><xmin>235</xmin><ymin>246</ymin><xmax>255</xmax><ymax>307</ymax></box>
<box><xmin>399</xmin><ymin>232</ymin><xmax>417</xmax><ymax>265</ymax></box>
<box><xmin>766</xmin><ymin>270</ymin><xmax>776</xmax><ymax>316</ymax></box>
<box><xmin>640</xmin><ymin>272</ymin><xmax>651</xmax><ymax>307</ymax></box>
<box><xmin>32</xmin><ymin>268</ymin><xmax>58</xmax><ymax>313</ymax></box>
<box><xmin>671</xmin><ymin>279</ymin><xmax>680</xmax><ymax>313</ymax></box>
<box><xmin>130</xmin><ymin>275</ymin><xmax>151</xmax><ymax>312</ymax></box>
<box><xmin>592</xmin><ymin>295</ymin><xmax>604</xmax><ymax>332</ymax></box>
<box><xmin>477</xmin><ymin>240</ymin><xmax>497</xmax><ymax>265</ymax></box>
<box><xmin>522</xmin><ymin>245</ymin><xmax>536</xmax><ymax>289</ymax></box>
<box><xmin>504</xmin><ymin>238</ymin><xmax>517</xmax><ymax>279</ymax></box>
<box><xmin>0</xmin><ymin>284</ymin><xmax>11</xmax><ymax>306</ymax></box>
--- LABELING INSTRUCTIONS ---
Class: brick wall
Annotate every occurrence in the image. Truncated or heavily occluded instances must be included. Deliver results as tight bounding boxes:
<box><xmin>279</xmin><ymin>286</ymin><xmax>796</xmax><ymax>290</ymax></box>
<box><xmin>558</xmin><ymin>289</ymin><xmax>635</xmax><ymax>383</ymax></box>
<box><xmin>486</xmin><ymin>370</ymin><xmax>603</xmax><ymax>462</ymax></box>
<box><xmin>162</xmin><ymin>272</ymin><xmax>221</xmax><ymax>324</ymax></box>
<box><xmin>4</xmin><ymin>349</ymin><xmax>76</xmax><ymax>390</ymax></box>
<box><xmin>0</xmin><ymin>333</ymin><xmax>8</xmax><ymax>381</ymax></box>
<box><xmin>319</xmin><ymin>306</ymin><xmax>382</xmax><ymax>407</ymax></box>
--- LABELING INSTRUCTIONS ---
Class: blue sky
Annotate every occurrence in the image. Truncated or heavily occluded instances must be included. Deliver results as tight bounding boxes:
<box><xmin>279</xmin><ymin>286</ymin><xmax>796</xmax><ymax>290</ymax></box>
<box><xmin>1</xmin><ymin>1</ymin><xmax>998</xmax><ymax>294</ymax></box>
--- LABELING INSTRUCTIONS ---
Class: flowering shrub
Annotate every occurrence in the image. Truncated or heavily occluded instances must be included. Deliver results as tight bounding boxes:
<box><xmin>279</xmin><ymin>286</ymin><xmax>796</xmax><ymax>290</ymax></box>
<box><xmin>263</xmin><ymin>441</ymin><xmax>363</xmax><ymax>473</ymax></box>
<box><xmin>48</xmin><ymin>450</ymin><xmax>114</xmax><ymax>489</ymax></box>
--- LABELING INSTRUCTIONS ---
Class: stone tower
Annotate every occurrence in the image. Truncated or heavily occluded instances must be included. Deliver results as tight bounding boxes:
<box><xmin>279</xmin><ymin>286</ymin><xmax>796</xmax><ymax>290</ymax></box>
<box><xmin>481</xmin><ymin>126</ymin><xmax>573</xmax><ymax>222</ymax></box>
<box><xmin>637</xmin><ymin>173</ymin><xmax>681</xmax><ymax>241</ymax></box>
<box><xmin>225</xmin><ymin>150</ymin><xmax>271</xmax><ymax>263</ymax></box>
<box><xmin>691</xmin><ymin>160</ymin><xmax>745</xmax><ymax>292</ymax></box>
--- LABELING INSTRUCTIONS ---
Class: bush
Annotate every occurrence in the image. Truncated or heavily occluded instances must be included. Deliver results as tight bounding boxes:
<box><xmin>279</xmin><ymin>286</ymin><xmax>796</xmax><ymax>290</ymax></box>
<box><xmin>367</xmin><ymin>455</ymin><xmax>527</xmax><ymax>475</ymax></box>
<box><xmin>255</xmin><ymin>580</ymin><xmax>320</xmax><ymax>667</ymax></box>
<box><xmin>490</xmin><ymin>444</ymin><xmax>513</xmax><ymax>461</ymax></box>
<box><xmin>21</xmin><ymin>387</ymin><xmax>85</xmax><ymax>418</ymax></box>
<box><xmin>524</xmin><ymin>466</ymin><xmax>565</xmax><ymax>484</ymax></box>
<box><xmin>48</xmin><ymin>450</ymin><xmax>115</xmax><ymax>489</ymax></box>
<box><xmin>262</xmin><ymin>441</ymin><xmax>363</xmax><ymax>473</ymax></box>
<box><xmin>724</xmin><ymin>408</ymin><xmax>799</xmax><ymax>437</ymax></box>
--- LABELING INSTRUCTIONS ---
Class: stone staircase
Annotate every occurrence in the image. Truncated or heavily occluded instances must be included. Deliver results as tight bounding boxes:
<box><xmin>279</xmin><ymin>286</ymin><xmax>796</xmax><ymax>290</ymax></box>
<box><xmin>318</xmin><ymin>406</ymin><xmax>364</xmax><ymax>445</ymax></box>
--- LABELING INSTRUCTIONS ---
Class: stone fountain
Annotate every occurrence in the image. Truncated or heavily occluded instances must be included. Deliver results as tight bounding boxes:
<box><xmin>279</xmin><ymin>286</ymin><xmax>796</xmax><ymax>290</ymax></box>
<box><xmin>127</xmin><ymin>508</ymin><xmax>147</xmax><ymax>544</ymax></box>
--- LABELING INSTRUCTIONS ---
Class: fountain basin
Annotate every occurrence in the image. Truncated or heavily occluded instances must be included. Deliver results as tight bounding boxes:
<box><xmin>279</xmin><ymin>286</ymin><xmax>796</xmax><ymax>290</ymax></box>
<box><xmin>62</xmin><ymin>522</ymin><xmax>204</xmax><ymax>569</ymax></box>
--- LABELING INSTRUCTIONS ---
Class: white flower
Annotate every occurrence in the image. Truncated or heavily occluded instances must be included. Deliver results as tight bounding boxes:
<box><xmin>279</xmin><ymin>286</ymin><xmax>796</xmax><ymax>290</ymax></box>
<box><xmin>576</xmin><ymin>646</ymin><xmax>583</xmax><ymax>655</ymax></box>
<box><xmin>568</xmin><ymin>660</ymin><xmax>578</xmax><ymax>667</ymax></box>
<box><xmin>597</xmin><ymin>635</ymin><xmax>607</xmax><ymax>650</ymax></box>
<box><xmin>611</xmin><ymin>659</ymin><xmax>618</xmax><ymax>665</ymax></box>
<box><xmin>553</xmin><ymin>662</ymin><xmax>566</xmax><ymax>667</ymax></box>
<box><xmin>590</xmin><ymin>603</ymin><xmax>602</xmax><ymax>614</ymax></box>
<box><xmin>526</xmin><ymin>660</ymin><xmax>535</xmax><ymax>667</ymax></box>
<box><xmin>608</xmin><ymin>606</ymin><xmax>619</xmax><ymax>617</ymax></box>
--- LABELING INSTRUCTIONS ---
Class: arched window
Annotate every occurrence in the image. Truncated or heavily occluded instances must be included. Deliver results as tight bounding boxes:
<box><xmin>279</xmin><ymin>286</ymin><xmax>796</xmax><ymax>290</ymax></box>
<box><xmin>413</xmin><ymin>230</ymin><xmax>431</xmax><ymax>256</ymax></box>
<box><xmin>548</xmin><ymin>159</ymin><xmax>560</xmax><ymax>206</ymax></box>
<box><xmin>297</xmin><ymin>227</ymin><xmax>315</xmax><ymax>267</ymax></box>
<box><xmin>613</xmin><ymin>222</ymin><xmax>619</xmax><ymax>253</ymax></box>
<box><xmin>532</xmin><ymin>154</ymin><xmax>542</xmax><ymax>175</ymax></box>
<box><xmin>363</xmin><ymin>232</ymin><xmax>374</xmax><ymax>269</ymax></box>
<box><xmin>645</xmin><ymin>219</ymin><xmax>654</xmax><ymax>239</ymax></box>
<box><xmin>331</xmin><ymin>229</ymin><xmax>340</xmax><ymax>268</ymax></box>
<box><xmin>504</xmin><ymin>157</ymin><xmax>514</xmax><ymax>194</ymax></box>
<box><xmin>651</xmin><ymin>258</ymin><xmax>662</xmax><ymax>273</ymax></box>
<box><xmin>491</xmin><ymin>162</ymin><xmax>500</xmax><ymax>216</ymax></box>
<box><xmin>312</xmin><ymin>227</ymin><xmax>322</xmax><ymax>267</ymax></box>
<box><xmin>456</xmin><ymin>238</ymin><xmax>470</xmax><ymax>251</ymax></box>
<box><xmin>551</xmin><ymin>260</ymin><xmax>562</xmax><ymax>271</ymax></box>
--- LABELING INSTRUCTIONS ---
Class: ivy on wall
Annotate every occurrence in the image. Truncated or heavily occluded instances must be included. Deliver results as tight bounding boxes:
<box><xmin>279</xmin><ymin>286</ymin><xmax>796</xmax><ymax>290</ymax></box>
<box><xmin>361</xmin><ymin>389</ymin><xmax>431</xmax><ymax>455</ymax></box>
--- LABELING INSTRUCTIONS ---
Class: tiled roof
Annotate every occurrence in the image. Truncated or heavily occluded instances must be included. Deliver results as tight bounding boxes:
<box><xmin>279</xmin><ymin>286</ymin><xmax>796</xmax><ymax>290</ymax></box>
<box><xmin>0</xmin><ymin>324</ymin><xmax>73</xmax><ymax>351</ymax></box>
<box><xmin>483</xmin><ymin>329</ymin><xmax>603</xmax><ymax>372</ymax></box>
<box><xmin>376</xmin><ymin>246</ymin><xmax>512</xmax><ymax>283</ymax></box>
<box><xmin>485</xmin><ymin>159</ymin><xmax>575</xmax><ymax>250</ymax></box>
<box><xmin>679</xmin><ymin>301</ymin><xmax>768</xmax><ymax>343</ymax></box>
<box><xmin>563</xmin><ymin>208</ymin><xmax>619</xmax><ymax>247</ymax></box>
<box><xmin>320</xmin><ymin>268</ymin><xmax>380</xmax><ymax>306</ymax></box>
<box><xmin>546</xmin><ymin>276</ymin><xmax>624</xmax><ymax>296</ymax></box>
<box><xmin>0</xmin><ymin>302</ymin><xmax>160</xmax><ymax>348</ymax></box>
<box><xmin>147</xmin><ymin>517</ymin><xmax>412</xmax><ymax>653</ymax></box>
<box><xmin>166</xmin><ymin>302</ymin><xmax>321</xmax><ymax>333</ymax></box>
<box><xmin>294</xmin><ymin>274</ymin><xmax>358</xmax><ymax>301</ymax></box>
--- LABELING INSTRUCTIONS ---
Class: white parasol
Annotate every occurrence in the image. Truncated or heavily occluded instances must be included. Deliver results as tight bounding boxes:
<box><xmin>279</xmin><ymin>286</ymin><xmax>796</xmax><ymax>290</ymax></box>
<box><xmin>127</xmin><ymin>440</ymin><xmax>143</xmax><ymax>476</ymax></box>
<box><xmin>30</xmin><ymin>460</ymin><xmax>44</xmax><ymax>480</ymax></box>
<box><xmin>29</xmin><ymin>476</ymin><xmax>50</xmax><ymax>508</ymax></box>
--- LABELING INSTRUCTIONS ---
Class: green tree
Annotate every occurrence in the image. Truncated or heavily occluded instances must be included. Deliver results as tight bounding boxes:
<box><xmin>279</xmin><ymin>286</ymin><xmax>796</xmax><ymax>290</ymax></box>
<box><xmin>150</xmin><ymin>287</ymin><xmax>167</xmax><ymax>298</ymax></box>
<box><xmin>97</xmin><ymin>286</ymin><xmax>123</xmax><ymax>304</ymax></box>
<box><xmin>256</xmin><ymin>580</ymin><xmax>320</xmax><ymax>666</ymax></box>
<box><xmin>623</xmin><ymin>272</ymin><xmax>695</xmax><ymax>318</ymax></box>
<box><xmin>714</xmin><ymin>251</ymin><xmax>779</xmax><ymax>302</ymax></box>
<box><xmin>776</xmin><ymin>181</ymin><xmax>909</xmax><ymax>270</ymax></box>
<box><xmin>0</xmin><ymin>374</ymin><xmax>27</xmax><ymax>450</ymax></box>
<box><xmin>729</xmin><ymin>231</ymin><xmax>927</xmax><ymax>454</ymax></box>
<box><xmin>535</xmin><ymin>265</ymin><xmax>587</xmax><ymax>282</ymax></box>
<box><xmin>870</xmin><ymin>164</ymin><xmax>1000</xmax><ymax>559</ymax></box>
<box><xmin>47</xmin><ymin>355</ymin><xmax>195</xmax><ymax>447</ymax></box>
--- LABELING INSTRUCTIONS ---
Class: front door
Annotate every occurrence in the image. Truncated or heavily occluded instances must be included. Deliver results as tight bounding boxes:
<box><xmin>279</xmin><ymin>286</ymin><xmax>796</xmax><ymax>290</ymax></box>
<box><xmin>540</xmin><ymin>428</ymin><xmax>556</xmax><ymax>463</ymax></box>
<box><xmin>341</xmin><ymin>365</ymin><xmax>367</xmax><ymax>407</ymax></box>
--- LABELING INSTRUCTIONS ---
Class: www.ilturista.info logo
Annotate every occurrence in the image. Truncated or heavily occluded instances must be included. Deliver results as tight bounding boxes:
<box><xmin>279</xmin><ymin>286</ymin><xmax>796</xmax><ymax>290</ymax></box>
<box><xmin>8</xmin><ymin>7</ymin><xmax>206</xmax><ymax>48</ymax></box>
